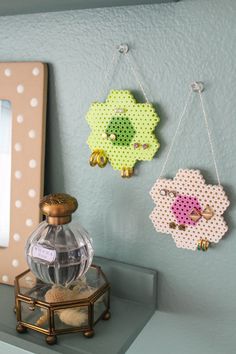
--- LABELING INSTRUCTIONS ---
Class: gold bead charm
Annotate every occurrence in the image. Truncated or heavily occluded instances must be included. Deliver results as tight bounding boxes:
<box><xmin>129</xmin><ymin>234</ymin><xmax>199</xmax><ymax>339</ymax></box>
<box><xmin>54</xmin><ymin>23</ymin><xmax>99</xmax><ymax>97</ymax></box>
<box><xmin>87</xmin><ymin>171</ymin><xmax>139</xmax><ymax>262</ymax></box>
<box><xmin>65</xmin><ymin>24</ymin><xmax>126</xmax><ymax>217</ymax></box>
<box><xmin>89</xmin><ymin>149</ymin><xmax>108</xmax><ymax>168</ymax></box>
<box><xmin>169</xmin><ymin>222</ymin><xmax>176</xmax><ymax>229</ymax></box>
<box><xmin>197</xmin><ymin>239</ymin><xmax>210</xmax><ymax>251</ymax></box>
<box><xmin>133</xmin><ymin>143</ymin><xmax>140</xmax><ymax>149</ymax></box>
<box><xmin>121</xmin><ymin>167</ymin><xmax>134</xmax><ymax>178</ymax></box>
<box><xmin>89</xmin><ymin>150</ymin><xmax>99</xmax><ymax>167</ymax></box>
<box><xmin>178</xmin><ymin>224</ymin><xmax>186</xmax><ymax>231</ymax></box>
<box><xmin>114</xmin><ymin>108</ymin><xmax>126</xmax><ymax>114</ymax></box>
<box><xmin>97</xmin><ymin>152</ymin><xmax>108</xmax><ymax>168</ymax></box>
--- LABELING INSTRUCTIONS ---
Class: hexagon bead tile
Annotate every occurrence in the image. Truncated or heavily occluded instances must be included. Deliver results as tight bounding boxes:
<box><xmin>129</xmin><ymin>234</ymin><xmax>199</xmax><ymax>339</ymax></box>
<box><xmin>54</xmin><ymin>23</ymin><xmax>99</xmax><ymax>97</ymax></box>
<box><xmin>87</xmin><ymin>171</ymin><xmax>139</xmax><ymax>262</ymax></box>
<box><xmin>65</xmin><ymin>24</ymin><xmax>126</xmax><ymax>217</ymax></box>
<box><xmin>149</xmin><ymin>169</ymin><xmax>230</xmax><ymax>251</ymax></box>
<box><xmin>86</xmin><ymin>90</ymin><xmax>160</xmax><ymax>172</ymax></box>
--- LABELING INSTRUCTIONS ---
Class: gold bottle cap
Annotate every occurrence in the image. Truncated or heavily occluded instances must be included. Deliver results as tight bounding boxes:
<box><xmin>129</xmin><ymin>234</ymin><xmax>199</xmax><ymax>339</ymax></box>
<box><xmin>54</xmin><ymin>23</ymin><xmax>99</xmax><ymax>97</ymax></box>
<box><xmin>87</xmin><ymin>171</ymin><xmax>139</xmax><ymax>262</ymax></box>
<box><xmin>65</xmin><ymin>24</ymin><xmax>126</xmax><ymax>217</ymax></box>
<box><xmin>40</xmin><ymin>193</ymin><xmax>78</xmax><ymax>225</ymax></box>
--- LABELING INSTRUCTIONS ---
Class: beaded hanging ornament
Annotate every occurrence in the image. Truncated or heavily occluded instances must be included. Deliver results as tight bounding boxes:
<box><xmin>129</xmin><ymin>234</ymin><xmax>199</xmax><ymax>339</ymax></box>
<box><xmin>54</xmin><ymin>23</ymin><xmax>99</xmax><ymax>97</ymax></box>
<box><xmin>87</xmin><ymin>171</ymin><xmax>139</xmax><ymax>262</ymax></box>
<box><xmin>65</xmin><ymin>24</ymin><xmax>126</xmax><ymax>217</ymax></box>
<box><xmin>86</xmin><ymin>44</ymin><xmax>160</xmax><ymax>178</ymax></box>
<box><xmin>149</xmin><ymin>82</ymin><xmax>230</xmax><ymax>251</ymax></box>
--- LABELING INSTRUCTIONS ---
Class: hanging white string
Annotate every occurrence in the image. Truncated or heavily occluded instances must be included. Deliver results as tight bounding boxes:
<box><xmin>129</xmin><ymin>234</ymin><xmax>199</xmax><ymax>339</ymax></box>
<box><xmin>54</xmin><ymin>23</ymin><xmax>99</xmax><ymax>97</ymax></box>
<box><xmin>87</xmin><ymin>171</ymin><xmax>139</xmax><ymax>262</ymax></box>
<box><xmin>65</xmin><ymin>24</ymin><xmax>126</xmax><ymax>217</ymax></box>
<box><xmin>99</xmin><ymin>50</ymin><xmax>120</xmax><ymax>100</ymax></box>
<box><xmin>157</xmin><ymin>83</ymin><xmax>221</xmax><ymax>186</ymax></box>
<box><xmin>125</xmin><ymin>53</ymin><xmax>150</xmax><ymax>103</ymax></box>
<box><xmin>98</xmin><ymin>44</ymin><xmax>150</xmax><ymax>103</ymax></box>
<box><xmin>198</xmin><ymin>90</ymin><xmax>221</xmax><ymax>186</ymax></box>
<box><xmin>157</xmin><ymin>89</ymin><xmax>193</xmax><ymax>180</ymax></box>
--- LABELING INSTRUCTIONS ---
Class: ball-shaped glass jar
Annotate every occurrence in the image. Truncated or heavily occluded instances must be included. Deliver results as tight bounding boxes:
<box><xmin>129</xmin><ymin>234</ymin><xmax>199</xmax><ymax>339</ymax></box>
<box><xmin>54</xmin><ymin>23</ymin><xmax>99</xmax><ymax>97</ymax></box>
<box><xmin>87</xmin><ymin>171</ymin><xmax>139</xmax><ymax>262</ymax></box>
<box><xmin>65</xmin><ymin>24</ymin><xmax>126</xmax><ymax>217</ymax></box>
<box><xmin>25</xmin><ymin>194</ymin><xmax>94</xmax><ymax>287</ymax></box>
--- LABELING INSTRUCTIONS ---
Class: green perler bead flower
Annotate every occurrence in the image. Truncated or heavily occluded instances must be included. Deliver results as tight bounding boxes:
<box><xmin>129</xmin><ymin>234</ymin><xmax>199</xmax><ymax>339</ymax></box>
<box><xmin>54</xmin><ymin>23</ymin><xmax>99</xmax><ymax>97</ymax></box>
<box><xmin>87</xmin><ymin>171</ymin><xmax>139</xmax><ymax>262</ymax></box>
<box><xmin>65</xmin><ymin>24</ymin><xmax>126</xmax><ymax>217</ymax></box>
<box><xmin>86</xmin><ymin>90</ymin><xmax>160</xmax><ymax>177</ymax></box>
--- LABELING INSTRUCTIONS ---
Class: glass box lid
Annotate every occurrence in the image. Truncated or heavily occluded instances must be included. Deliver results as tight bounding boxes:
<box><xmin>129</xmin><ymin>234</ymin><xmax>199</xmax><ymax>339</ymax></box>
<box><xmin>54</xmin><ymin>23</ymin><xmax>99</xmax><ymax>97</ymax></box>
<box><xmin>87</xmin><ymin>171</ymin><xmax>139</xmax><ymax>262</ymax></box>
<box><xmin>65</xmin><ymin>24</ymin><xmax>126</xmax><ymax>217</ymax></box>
<box><xmin>16</xmin><ymin>265</ymin><xmax>108</xmax><ymax>304</ymax></box>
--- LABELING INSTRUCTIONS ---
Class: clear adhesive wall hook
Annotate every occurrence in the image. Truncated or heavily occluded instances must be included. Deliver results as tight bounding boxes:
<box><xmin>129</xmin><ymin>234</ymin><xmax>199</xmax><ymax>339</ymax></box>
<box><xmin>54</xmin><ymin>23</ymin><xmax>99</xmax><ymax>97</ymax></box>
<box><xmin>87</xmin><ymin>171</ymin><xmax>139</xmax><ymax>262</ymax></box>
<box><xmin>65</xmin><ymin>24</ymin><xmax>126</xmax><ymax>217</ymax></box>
<box><xmin>117</xmin><ymin>43</ymin><xmax>129</xmax><ymax>54</ymax></box>
<box><xmin>191</xmin><ymin>81</ymin><xmax>204</xmax><ymax>92</ymax></box>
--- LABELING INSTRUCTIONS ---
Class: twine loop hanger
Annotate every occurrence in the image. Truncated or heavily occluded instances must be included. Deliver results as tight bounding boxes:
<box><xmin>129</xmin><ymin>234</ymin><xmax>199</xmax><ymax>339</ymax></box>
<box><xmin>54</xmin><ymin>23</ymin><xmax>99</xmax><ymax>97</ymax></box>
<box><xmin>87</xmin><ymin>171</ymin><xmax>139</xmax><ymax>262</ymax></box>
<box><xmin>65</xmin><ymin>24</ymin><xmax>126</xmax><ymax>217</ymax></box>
<box><xmin>158</xmin><ymin>81</ymin><xmax>221</xmax><ymax>186</ymax></box>
<box><xmin>100</xmin><ymin>43</ymin><xmax>150</xmax><ymax>103</ymax></box>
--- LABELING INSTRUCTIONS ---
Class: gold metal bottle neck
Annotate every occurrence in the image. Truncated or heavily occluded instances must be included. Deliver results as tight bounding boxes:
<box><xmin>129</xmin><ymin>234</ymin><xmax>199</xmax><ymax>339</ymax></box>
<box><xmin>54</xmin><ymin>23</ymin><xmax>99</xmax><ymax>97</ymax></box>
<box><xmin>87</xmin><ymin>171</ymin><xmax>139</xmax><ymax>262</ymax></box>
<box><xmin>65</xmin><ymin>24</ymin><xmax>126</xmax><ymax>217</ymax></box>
<box><xmin>46</xmin><ymin>215</ymin><xmax>72</xmax><ymax>226</ymax></box>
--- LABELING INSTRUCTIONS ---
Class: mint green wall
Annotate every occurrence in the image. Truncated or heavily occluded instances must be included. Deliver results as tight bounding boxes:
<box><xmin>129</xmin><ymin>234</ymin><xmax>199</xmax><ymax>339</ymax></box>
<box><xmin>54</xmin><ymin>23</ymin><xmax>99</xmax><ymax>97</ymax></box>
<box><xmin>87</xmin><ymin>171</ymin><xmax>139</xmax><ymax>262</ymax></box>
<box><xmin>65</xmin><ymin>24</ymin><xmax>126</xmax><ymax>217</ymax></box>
<box><xmin>0</xmin><ymin>0</ymin><xmax>235</xmax><ymax>327</ymax></box>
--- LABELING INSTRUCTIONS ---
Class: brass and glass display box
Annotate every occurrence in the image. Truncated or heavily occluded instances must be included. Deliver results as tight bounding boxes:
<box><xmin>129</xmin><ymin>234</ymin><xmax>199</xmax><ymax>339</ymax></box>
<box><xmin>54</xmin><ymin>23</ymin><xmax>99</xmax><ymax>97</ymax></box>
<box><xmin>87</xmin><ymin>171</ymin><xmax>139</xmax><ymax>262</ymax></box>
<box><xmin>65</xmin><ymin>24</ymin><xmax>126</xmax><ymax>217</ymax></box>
<box><xmin>15</xmin><ymin>265</ymin><xmax>110</xmax><ymax>344</ymax></box>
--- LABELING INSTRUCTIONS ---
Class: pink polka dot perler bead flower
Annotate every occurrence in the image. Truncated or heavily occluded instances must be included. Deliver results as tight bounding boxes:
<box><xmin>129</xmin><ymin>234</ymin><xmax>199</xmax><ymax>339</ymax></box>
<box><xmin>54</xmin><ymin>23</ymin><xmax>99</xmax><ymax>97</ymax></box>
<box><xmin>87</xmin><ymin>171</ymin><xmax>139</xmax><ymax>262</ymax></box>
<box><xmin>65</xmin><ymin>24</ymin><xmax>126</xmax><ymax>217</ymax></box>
<box><xmin>149</xmin><ymin>169</ymin><xmax>230</xmax><ymax>251</ymax></box>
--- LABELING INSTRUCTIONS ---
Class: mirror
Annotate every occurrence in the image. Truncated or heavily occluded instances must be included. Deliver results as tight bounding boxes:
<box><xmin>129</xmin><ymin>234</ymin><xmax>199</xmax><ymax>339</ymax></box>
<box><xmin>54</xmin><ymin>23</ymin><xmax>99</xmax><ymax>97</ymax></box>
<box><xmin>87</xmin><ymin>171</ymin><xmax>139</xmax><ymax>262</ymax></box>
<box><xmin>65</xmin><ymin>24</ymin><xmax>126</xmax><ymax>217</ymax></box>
<box><xmin>0</xmin><ymin>62</ymin><xmax>48</xmax><ymax>285</ymax></box>
<box><xmin>0</xmin><ymin>100</ymin><xmax>12</xmax><ymax>247</ymax></box>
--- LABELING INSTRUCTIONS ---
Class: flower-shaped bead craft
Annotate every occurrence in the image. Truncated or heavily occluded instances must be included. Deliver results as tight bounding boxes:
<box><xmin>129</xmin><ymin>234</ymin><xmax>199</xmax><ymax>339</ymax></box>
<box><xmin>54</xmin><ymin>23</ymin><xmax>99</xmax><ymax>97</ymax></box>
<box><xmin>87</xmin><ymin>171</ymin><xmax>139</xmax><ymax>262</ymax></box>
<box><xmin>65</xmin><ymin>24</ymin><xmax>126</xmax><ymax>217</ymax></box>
<box><xmin>150</xmin><ymin>169</ymin><xmax>230</xmax><ymax>251</ymax></box>
<box><xmin>86</xmin><ymin>90</ymin><xmax>160</xmax><ymax>177</ymax></box>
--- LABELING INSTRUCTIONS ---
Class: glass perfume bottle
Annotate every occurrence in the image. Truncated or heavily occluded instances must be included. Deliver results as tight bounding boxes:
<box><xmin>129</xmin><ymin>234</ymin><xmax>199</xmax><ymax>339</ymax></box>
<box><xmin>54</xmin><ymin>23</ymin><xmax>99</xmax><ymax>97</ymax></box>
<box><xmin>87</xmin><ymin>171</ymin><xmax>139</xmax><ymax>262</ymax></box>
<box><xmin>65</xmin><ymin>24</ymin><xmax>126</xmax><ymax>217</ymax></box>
<box><xmin>25</xmin><ymin>193</ymin><xmax>94</xmax><ymax>287</ymax></box>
